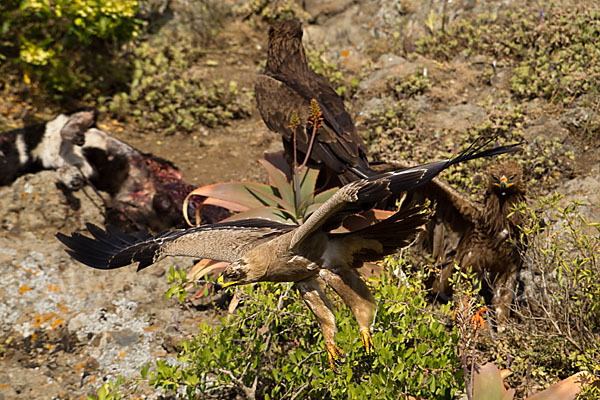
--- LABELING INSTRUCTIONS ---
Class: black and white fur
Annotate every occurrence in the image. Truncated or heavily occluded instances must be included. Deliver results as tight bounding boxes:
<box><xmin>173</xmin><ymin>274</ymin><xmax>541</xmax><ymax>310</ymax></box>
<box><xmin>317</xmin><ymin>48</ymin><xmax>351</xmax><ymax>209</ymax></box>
<box><xmin>0</xmin><ymin>109</ymin><xmax>98</xmax><ymax>189</ymax></box>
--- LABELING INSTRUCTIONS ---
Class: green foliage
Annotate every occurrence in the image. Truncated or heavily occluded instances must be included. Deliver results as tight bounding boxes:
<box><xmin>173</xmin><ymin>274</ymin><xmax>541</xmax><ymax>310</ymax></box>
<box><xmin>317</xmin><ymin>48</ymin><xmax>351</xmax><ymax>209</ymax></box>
<box><xmin>87</xmin><ymin>376</ymin><xmax>123</xmax><ymax>400</ymax></box>
<box><xmin>514</xmin><ymin>194</ymin><xmax>600</xmax><ymax>348</ymax></box>
<box><xmin>104</xmin><ymin>31</ymin><xmax>251</xmax><ymax>133</ymax></box>
<box><xmin>0</xmin><ymin>0</ymin><xmax>141</xmax><ymax>95</ymax></box>
<box><xmin>508</xmin><ymin>10</ymin><xmax>600</xmax><ymax>103</ymax></box>
<box><xmin>473</xmin><ymin>194</ymin><xmax>600</xmax><ymax>395</ymax></box>
<box><xmin>390</xmin><ymin>70</ymin><xmax>431</xmax><ymax>98</ymax></box>
<box><xmin>415</xmin><ymin>6</ymin><xmax>600</xmax><ymax>103</ymax></box>
<box><xmin>147</xmin><ymin>260</ymin><xmax>462</xmax><ymax>399</ymax></box>
<box><xmin>363</xmin><ymin>101</ymin><xmax>416</xmax><ymax>160</ymax></box>
<box><xmin>165</xmin><ymin>265</ymin><xmax>190</xmax><ymax>303</ymax></box>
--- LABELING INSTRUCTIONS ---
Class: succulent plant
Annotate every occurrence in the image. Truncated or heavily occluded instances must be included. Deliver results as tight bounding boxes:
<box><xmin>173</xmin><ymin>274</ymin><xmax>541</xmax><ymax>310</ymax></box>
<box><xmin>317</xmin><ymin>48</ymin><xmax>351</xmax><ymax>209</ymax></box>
<box><xmin>471</xmin><ymin>362</ymin><xmax>588</xmax><ymax>400</ymax></box>
<box><xmin>183</xmin><ymin>152</ymin><xmax>338</xmax><ymax>226</ymax></box>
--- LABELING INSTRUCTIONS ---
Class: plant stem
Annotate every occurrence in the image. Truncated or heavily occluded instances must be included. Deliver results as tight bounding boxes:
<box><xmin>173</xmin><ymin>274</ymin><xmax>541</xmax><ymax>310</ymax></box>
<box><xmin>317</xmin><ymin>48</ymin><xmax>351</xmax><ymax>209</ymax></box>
<box><xmin>292</xmin><ymin>116</ymin><xmax>302</xmax><ymax>219</ymax></box>
<box><xmin>300</xmin><ymin>120</ymin><xmax>318</xmax><ymax>170</ymax></box>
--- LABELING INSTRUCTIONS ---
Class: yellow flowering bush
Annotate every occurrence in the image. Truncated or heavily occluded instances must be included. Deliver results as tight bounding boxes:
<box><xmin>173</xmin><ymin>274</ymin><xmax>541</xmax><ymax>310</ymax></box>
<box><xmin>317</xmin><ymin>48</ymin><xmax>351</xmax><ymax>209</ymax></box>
<box><xmin>1</xmin><ymin>0</ymin><xmax>141</xmax><ymax>94</ymax></box>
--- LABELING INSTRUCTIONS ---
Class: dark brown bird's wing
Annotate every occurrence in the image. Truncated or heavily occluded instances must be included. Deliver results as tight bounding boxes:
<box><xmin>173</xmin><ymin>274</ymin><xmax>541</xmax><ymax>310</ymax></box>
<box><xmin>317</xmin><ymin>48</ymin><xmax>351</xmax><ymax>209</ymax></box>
<box><xmin>414</xmin><ymin>176</ymin><xmax>482</xmax><ymax>224</ymax></box>
<box><xmin>290</xmin><ymin>140</ymin><xmax>522</xmax><ymax>248</ymax></box>
<box><xmin>330</xmin><ymin>204</ymin><xmax>430</xmax><ymax>266</ymax></box>
<box><xmin>256</xmin><ymin>72</ymin><xmax>371</xmax><ymax>183</ymax></box>
<box><xmin>409</xmin><ymin>177</ymin><xmax>482</xmax><ymax>266</ymax></box>
<box><xmin>388</xmin><ymin>159</ymin><xmax>482</xmax><ymax>224</ymax></box>
<box><xmin>57</xmin><ymin>219</ymin><xmax>295</xmax><ymax>271</ymax></box>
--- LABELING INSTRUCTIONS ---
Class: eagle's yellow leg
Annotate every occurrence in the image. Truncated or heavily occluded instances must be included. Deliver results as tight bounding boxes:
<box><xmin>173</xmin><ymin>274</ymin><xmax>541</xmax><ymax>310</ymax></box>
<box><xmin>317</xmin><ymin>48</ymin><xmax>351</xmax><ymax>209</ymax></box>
<box><xmin>360</xmin><ymin>329</ymin><xmax>374</xmax><ymax>355</ymax></box>
<box><xmin>295</xmin><ymin>277</ymin><xmax>346</xmax><ymax>372</ymax></box>
<box><xmin>319</xmin><ymin>269</ymin><xmax>376</xmax><ymax>357</ymax></box>
<box><xmin>326</xmin><ymin>343</ymin><xmax>346</xmax><ymax>371</ymax></box>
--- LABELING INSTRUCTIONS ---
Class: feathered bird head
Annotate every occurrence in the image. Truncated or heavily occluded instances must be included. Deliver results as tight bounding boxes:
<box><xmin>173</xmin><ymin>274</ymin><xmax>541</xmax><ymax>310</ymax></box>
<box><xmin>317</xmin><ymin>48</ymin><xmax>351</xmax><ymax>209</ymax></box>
<box><xmin>218</xmin><ymin>260</ymin><xmax>251</xmax><ymax>288</ymax></box>
<box><xmin>268</xmin><ymin>19</ymin><xmax>302</xmax><ymax>40</ymax></box>
<box><xmin>265</xmin><ymin>20</ymin><xmax>308</xmax><ymax>77</ymax></box>
<box><xmin>218</xmin><ymin>253</ymin><xmax>274</xmax><ymax>288</ymax></box>
<box><xmin>487</xmin><ymin>160</ymin><xmax>524</xmax><ymax>198</ymax></box>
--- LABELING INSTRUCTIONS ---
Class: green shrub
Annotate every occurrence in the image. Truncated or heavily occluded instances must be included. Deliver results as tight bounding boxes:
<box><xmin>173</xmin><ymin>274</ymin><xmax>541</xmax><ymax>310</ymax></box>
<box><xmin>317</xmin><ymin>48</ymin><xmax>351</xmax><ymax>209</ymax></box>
<box><xmin>148</xmin><ymin>259</ymin><xmax>462</xmax><ymax>399</ymax></box>
<box><xmin>390</xmin><ymin>70</ymin><xmax>431</xmax><ymax>98</ymax></box>
<box><xmin>0</xmin><ymin>0</ymin><xmax>141</xmax><ymax>95</ymax></box>
<box><xmin>415</xmin><ymin>6</ymin><xmax>600</xmax><ymax>103</ymax></box>
<box><xmin>472</xmin><ymin>194</ymin><xmax>600</xmax><ymax>396</ymax></box>
<box><xmin>508</xmin><ymin>10</ymin><xmax>600</xmax><ymax>103</ymax></box>
<box><xmin>104</xmin><ymin>31</ymin><xmax>251</xmax><ymax>133</ymax></box>
<box><xmin>87</xmin><ymin>376</ymin><xmax>124</xmax><ymax>400</ymax></box>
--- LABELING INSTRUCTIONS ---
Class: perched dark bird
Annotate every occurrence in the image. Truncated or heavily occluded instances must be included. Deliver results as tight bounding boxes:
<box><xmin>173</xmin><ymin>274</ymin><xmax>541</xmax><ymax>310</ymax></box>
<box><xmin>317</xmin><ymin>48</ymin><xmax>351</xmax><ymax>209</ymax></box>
<box><xmin>255</xmin><ymin>20</ymin><xmax>373</xmax><ymax>184</ymax></box>
<box><xmin>57</xmin><ymin>140</ymin><xmax>520</xmax><ymax>370</ymax></box>
<box><xmin>413</xmin><ymin>160</ymin><xmax>527</xmax><ymax>323</ymax></box>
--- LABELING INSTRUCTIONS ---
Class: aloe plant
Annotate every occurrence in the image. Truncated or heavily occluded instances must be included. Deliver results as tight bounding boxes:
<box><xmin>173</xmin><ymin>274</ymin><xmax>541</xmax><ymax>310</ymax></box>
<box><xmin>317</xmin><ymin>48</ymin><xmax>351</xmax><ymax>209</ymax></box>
<box><xmin>183</xmin><ymin>151</ymin><xmax>338</xmax><ymax>226</ymax></box>
<box><xmin>472</xmin><ymin>362</ymin><xmax>588</xmax><ymax>400</ymax></box>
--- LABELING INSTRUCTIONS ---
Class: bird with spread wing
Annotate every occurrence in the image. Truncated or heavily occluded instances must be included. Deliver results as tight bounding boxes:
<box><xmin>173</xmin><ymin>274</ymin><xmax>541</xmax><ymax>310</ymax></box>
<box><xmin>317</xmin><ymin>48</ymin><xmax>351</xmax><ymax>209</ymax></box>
<box><xmin>413</xmin><ymin>160</ymin><xmax>527</xmax><ymax>323</ymax></box>
<box><xmin>57</xmin><ymin>140</ymin><xmax>520</xmax><ymax>371</ymax></box>
<box><xmin>255</xmin><ymin>20</ymin><xmax>374</xmax><ymax>185</ymax></box>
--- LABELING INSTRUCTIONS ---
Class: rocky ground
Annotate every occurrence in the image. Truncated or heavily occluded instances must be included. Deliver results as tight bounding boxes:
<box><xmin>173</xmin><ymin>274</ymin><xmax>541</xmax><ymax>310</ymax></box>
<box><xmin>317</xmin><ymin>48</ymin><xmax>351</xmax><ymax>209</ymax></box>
<box><xmin>1</xmin><ymin>0</ymin><xmax>599</xmax><ymax>399</ymax></box>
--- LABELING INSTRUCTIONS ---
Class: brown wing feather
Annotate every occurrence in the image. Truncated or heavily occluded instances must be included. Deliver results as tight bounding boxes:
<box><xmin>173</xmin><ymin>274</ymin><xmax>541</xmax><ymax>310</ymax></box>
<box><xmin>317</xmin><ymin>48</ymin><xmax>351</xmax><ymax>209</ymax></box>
<box><xmin>257</xmin><ymin>19</ymin><xmax>372</xmax><ymax>183</ymax></box>
<box><xmin>57</xmin><ymin>220</ymin><xmax>295</xmax><ymax>271</ymax></box>
<box><xmin>290</xmin><ymin>140</ymin><xmax>522</xmax><ymax>249</ymax></box>
<box><xmin>256</xmin><ymin>73</ymin><xmax>370</xmax><ymax>181</ymax></box>
<box><xmin>418</xmin><ymin>177</ymin><xmax>482</xmax><ymax>224</ymax></box>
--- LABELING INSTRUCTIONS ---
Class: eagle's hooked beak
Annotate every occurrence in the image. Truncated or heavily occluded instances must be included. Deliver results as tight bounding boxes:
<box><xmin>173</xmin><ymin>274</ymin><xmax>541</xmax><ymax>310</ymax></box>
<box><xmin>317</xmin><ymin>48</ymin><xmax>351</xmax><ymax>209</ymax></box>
<box><xmin>496</xmin><ymin>176</ymin><xmax>513</xmax><ymax>191</ymax></box>
<box><xmin>217</xmin><ymin>274</ymin><xmax>240</xmax><ymax>289</ymax></box>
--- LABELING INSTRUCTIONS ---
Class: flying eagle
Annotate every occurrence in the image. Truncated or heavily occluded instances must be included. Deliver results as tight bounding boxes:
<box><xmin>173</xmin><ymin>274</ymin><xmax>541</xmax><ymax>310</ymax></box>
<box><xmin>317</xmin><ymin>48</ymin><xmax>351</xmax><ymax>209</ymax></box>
<box><xmin>414</xmin><ymin>160</ymin><xmax>526</xmax><ymax>323</ymax></box>
<box><xmin>255</xmin><ymin>20</ymin><xmax>373</xmax><ymax>184</ymax></box>
<box><xmin>57</xmin><ymin>141</ymin><xmax>520</xmax><ymax>370</ymax></box>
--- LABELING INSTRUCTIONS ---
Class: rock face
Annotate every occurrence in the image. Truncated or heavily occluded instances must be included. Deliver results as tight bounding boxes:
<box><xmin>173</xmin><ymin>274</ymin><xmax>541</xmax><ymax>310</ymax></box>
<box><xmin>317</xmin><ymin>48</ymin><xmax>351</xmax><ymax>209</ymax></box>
<box><xmin>0</xmin><ymin>171</ymin><xmax>214</xmax><ymax>398</ymax></box>
<box><xmin>555</xmin><ymin>166</ymin><xmax>600</xmax><ymax>219</ymax></box>
<box><xmin>0</xmin><ymin>171</ymin><xmax>105</xmax><ymax>236</ymax></box>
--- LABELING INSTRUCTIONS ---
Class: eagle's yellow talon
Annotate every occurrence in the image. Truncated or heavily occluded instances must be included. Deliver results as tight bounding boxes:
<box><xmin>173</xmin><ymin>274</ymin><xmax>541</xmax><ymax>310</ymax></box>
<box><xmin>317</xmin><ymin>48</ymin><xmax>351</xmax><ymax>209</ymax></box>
<box><xmin>360</xmin><ymin>329</ymin><xmax>374</xmax><ymax>355</ymax></box>
<box><xmin>326</xmin><ymin>344</ymin><xmax>346</xmax><ymax>372</ymax></box>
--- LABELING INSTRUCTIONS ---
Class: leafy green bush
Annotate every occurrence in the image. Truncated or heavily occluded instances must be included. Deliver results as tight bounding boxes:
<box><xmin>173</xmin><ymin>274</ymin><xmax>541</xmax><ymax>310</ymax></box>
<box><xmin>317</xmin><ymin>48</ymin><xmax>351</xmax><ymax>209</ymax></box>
<box><xmin>415</xmin><ymin>6</ymin><xmax>600</xmax><ymax>103</ymax></box>
<box><xmin>514</xmin><ymin>195</ymin><xmax>600</xmax><ymax>367</ymax></box>
<box><xmin>465</xmin><ymin>194</ymin><xmax>600</xmax><ymax>396</ymax></box>
<box><xmin>87</xmin><ymin>376</ymin><xmax>124</xmax><ymax>400</ymax></box>
<box><xmin>0</xmin><ymin>0</ymin><xmax>141</xmax><ymax>94</ymax></box>
<box><xmin>306</xmin><ymin>46</ymin><xmax>359</xmax><ymax>99</ymax></box>
<box><xmin>104</xmin><ymin>31</ymin><xmax>251</xmax><ymax>133</ymax></box>
<box><xmin>147</xmin><ymin>259</ymin><xmax>462</xmax><ymax>399</ymax></box>
<box><xmin>390</xmin><ymin>70</ymin><xmax>431</xmax><ymax>98</ymax></box>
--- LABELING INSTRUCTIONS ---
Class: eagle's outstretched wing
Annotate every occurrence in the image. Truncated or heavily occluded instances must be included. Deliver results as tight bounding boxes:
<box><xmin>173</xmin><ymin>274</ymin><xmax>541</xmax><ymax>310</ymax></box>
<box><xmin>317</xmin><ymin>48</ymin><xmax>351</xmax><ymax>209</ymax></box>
<box><xmin>408</xmin><ymin>177</ymin><xmax>482</xmax><ymax>267</ymax></box>
<box><xmin>56</xmin><ymin>219</ymin><xmax>295</xmax><ymax>271</ymax></box>
<box><xmin>290</xmin><ymin>140</ymin><xmax>521</xmax><ymax>248</ymax></box>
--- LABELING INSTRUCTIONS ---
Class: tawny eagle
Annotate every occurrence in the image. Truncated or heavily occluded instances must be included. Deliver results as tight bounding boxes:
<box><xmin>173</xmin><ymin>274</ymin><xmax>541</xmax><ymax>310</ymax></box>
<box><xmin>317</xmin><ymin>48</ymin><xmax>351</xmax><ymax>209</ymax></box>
<box><xmin>255</xmin><ymin>20</ymin><xmax>374</xmax><ymax>184</ymax></box>
<box><xmin>57</xmin><ymin>141</ymin><xmax>520</xmax><ymax>370</ymax></box>
<box><xmin>412</xmin><ymin>160</ymin><xmax>526</xmax><ymax>323</ymax></box>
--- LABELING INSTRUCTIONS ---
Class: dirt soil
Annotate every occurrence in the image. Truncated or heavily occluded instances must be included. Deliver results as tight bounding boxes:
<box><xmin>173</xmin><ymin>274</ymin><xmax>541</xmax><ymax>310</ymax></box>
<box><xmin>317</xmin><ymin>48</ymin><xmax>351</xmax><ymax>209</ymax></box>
<box><xmin>1</xmin><ymin>0</ymin><xmax>599</xmax><ymax>399</ymax></box>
